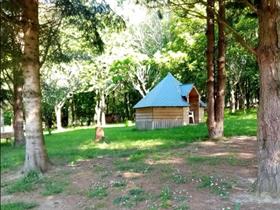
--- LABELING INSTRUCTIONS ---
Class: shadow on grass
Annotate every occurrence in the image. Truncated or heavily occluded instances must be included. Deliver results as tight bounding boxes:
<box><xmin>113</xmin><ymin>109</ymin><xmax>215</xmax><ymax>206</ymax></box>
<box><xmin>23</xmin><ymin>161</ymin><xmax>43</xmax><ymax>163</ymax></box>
<box><xmin>1</xmin><ymin>113</ymin><xmax>257</xmax><ymax>173</ymax></box>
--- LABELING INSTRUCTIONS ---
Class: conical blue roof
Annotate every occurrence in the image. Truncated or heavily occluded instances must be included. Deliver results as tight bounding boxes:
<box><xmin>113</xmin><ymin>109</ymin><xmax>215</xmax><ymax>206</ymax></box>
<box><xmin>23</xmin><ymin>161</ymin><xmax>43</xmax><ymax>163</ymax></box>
<box><xmin>133</xmin><ymin>73</ymin><xmax>190</xmax><ymax>108</ymax></box>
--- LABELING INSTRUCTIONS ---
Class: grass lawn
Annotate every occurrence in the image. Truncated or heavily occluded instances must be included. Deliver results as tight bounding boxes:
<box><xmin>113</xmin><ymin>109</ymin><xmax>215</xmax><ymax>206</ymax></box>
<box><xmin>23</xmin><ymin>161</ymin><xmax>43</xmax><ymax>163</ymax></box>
<box><xmin>3</xmin><ymin>110</ymin><xmax>278</xmax><ymax>210</ymax></box>
<box><xmin>1</xmin><ymin>110</ymin><xmax>257</xmax><ymax>173</ymax></box>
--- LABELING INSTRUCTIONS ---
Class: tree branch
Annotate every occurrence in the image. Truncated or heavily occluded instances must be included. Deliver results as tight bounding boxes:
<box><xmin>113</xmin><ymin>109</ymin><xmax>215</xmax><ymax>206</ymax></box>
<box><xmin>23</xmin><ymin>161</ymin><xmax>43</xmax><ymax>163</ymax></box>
<box><xmin>168</xmin><ymin>0</ymin><xmax>257</xmax><ymax>56</ymax></box>
<box><xmin>0</xmin><ymin>10</ymin><xmax>23</xmax><ymax>26</ymax></box>
<box><xmin>216</xmin><ymin>17</ymin><xmax>257</xmax><ymax>56</ymax></box>
<box><xmin>239</xmin><ymin>0</ymin><xmax>257</xmax><ymax>14</ymax></box>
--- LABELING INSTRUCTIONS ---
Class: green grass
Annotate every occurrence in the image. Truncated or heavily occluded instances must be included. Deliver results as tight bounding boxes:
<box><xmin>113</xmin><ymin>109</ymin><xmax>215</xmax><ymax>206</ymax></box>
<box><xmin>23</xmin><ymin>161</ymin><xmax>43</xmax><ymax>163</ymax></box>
<box><xmin>87</xmin><ymin>184</ymin><xmax>108</xmax><ymax>199</ymax></box>
<box><xmin>41</xmin><ymin>179</ymin><xmax>67</xmax><ymax>196</ymax></box>
<box><xmin>6</xmin><ymin>171</ymin><xmax>41</xmax><ymax>194</ymax></box>
<box><xmin>1</xmin><ymin>202</ymin><xmax>38</xmax><ymax>210</ymax></box>
<box><xmin>160</xmin><ymin>186</ymin><xmax>172</xmax><ymax>208</ymax></box>
<box><xmin>113</xmin><ymin>188</ymin><xmax>147</xmax><ymax>208</ymax></box>
<box><xmin>187</xmin><ymin>155</ymin><xmax>251</xmax><ymax>166</ymax></box>
<box><xmin>172</xmin><ymin>172</ymin><xmax>188</xmax><ymax>184</ymax></box>
<box><xmin>196</xmin><ymin>175</ymin><xmax>233</xmax><ymax>199</ymax></box>
<box><xmin>111</xmin><ymin>179</ymin><xmax>127</xmax><ymax>188</ymax></box>
<box><xmin>0</xmin><ymin>110</ymin><xmax>257</xmax><ymax>173</ymax></box>
<box><xmin>114</xmin><ymin>160</ymin><xmax>152</xmax><ymax>173</ymax></box>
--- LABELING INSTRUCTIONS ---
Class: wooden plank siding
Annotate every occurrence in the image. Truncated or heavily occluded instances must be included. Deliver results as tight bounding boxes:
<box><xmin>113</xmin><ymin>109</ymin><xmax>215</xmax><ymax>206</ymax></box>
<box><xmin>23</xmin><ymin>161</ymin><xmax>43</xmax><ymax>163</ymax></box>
<box><xmin>152</xmin><ymin>107</ymin><xmax>183</xmax><ymax>119</ymax></box>
<box><xmin>135</xmin><ymin>107</ymin><xmax>189</xmax><ymax>130</ymax></box>
<box><xmin>183</xmin><ymin>107</ymin><xmax>189</xmax><ymax>125</ymax></box>
<box><xmin>152</xmin><ymin>120</ymin><xmax>183</xmax><ymax>129</ymax></box>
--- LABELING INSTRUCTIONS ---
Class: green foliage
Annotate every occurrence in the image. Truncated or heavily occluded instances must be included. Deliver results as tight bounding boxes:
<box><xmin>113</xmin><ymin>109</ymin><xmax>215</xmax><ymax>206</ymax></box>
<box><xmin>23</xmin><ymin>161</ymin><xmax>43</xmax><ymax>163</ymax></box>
<box><xmin>174</xmin><ymin>205</ymin><xmax>189</xmax><ymax>210</ymax></box>
<box><xmin>111</xmin><ymin>180</ymin><xmax>127</xmax><ymax>188</ymax></box>
<box><xmin>114</xmin><ymin>160</ymin><xmax>152</xmax><ymax>173</ymax></box>
<box><xmin>187</xmin><ymin>155</ymin><xmax>250</xmax><ymax>166</ymax></box>
<box><xmin>1</xmin><ymin>202</ymin><xmax>38</xmax><ymax>210</ymax></box>
<box><xmin>6</xmin><ymin>171</ymin><xmax>41</xmax><ymax>194</ymax></box>
<box><xmin>113</xmin><ymin>188</ymin><xmax>147</xmax><ymax>208</ymax></box>
<box><xmin>197</xmin><ymin>175</ymin><xmax>233</xmax><ymax>199</ymax></box>
<box><xmin>234</xmin><ymin>202</ymin><xmax>241</xmax><ymax>210</ymax></box>
<box><xmin>72</xmin><ymin>91</ymin><xmax>95</xmax><ymax>125</ymax></box>
<box><xmin>3</xmin><ymin>111</ymin><xmax>12</xmax><ymax>125</ymax></box>
<box><xmin>160</xmin><ymin>186</ymin><xmax>172</xmax><ymax>208</ymax></box>
<box><xmin>87</xmin><ymin>184</ymin><xmax>108</xmax><ymax>199</ymax></box>
<box><xmin>128</xmin><ymin>152</ymin><xmax>146</xmax><ymax>162</ymax></box>
<box><xmin>41</xmin><ymin>180</ymin><xmax>67</xmax><ymax>196</ymax></box>
<box><xmin>54</xmin><ymin>0</ymin><xmax>125</xmax><ymax>56</ymax></box>
<box><xmin>172</xmin><ymin>172</ymin><xmax>188</xmax><ymax>184</ymax></box>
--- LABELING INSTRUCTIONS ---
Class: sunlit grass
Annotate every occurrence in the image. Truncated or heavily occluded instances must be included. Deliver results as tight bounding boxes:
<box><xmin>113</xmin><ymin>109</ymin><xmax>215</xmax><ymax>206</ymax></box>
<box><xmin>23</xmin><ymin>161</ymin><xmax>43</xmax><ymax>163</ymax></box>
<box><xmin>1</xmin><ymin>110</ymin><xmax>256</xmax><ymax>173</ymax></box>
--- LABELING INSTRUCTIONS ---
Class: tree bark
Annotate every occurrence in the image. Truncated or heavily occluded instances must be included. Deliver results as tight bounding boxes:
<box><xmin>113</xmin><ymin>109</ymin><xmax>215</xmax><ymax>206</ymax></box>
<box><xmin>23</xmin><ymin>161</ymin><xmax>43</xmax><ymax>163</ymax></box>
<box><xmin>95</xmin><ymin>101</ymin><xmax>101</xmax><ymax>125</ymax></box>
<box><xmin>206</xmin><ymin>0</ymin><xmax>226</xmax><ymax>139</ymax></box>
<box><xmin>13</xmin><ymin>67</ymin><xmax>25</xmax><ymax>146</ymax></box>
<box><xmin>214</xmin><ymin>0</ymin><xmax>226</xmax><ymax>137</ymax></box>
<box><xmin>206</xmin><ymin>0</ymin><xmax>216</xmax><ymax>138</ymax></box>
<box><xmin>229</xmin><ymin>83</ymin><xmax>236</xmax><ymax>113</ymax></box>
<box><xmin>54</xmin><ymin>102</ymin><xmax>64</xmax><ymax>130</ymax></box>
<box><xmin>100</xmin><ymin>92</ymin><xmax>106</xmax><ymax>126</ymax></box>
<box><xmin>256</xmin><ymin>0</ymin><xmax>280</xmax><ymax>197</ymax></box>
<box><xmin>21</xmin><ymin>0</ymin><xmax>49</xmax><ymax>173</ymax></box>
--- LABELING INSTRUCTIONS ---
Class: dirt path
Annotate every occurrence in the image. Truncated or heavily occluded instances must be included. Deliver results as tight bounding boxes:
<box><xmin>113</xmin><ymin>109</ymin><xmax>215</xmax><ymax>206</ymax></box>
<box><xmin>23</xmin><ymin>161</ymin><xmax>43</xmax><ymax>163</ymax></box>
<box><xmin>1</xmin><ymin>136</ymin><xmax>280</xmax><ymax>210</ymax></box>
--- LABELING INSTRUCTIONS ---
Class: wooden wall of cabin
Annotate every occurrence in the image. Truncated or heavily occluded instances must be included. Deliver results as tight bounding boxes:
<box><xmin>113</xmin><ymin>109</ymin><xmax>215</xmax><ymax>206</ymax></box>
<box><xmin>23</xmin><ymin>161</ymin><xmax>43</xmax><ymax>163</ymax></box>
<box><xmin>135</xmin><ymin>107</ymin><xmax>188</xmax><ymax>129</ymax></box>
<box><xmin>152</xmin><ymin>107</ymin><xmax>184</xmax><ymax>129</ymax></box>
<box><xmin>189</xmin><ymin>89</ymin><xmax>199</xmax><ymax>123</ymax></box>
<box><xmin>135</xmin><ymin>108</ymin><xmax>153</xmax><ymax>129</ymax></box>
<box><xmin>183</xmin><ymin>107</ymin><xmax>189</xmax><ymax>125</ymax></box>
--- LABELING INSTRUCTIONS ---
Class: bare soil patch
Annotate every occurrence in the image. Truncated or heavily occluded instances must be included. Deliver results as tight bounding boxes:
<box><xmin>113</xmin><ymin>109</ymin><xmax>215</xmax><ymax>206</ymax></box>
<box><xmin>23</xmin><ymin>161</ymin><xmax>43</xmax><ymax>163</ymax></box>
<box><xmin>1</xmin><ymin>136</ymin><xmax>280</xmax><ymax>210</ymax></box>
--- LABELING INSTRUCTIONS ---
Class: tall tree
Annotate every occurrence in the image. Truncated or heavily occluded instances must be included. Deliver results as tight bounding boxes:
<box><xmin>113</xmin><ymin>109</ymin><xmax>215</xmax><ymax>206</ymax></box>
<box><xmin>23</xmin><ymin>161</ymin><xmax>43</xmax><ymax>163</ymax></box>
<box><xmin>20</xmin><ymin>0</ymin><xmax>49</xmax><ymax>172</ymax></box>
<box><xmin>256</xmin><ymin>0</ymin><xmax>280</xmax><ymax>196</ymax></box>
<box><xmin>1</xmin><ymin>1</ymin><xmax>26</xmax><ymax>146</ymax></box>
<box><xmin>215</xmin><ymin>0</ymin><xmax>226</xmax><ymax>137</ymax></box>
<box><xmin>206</xmin><ymin>0</ymin><xmax>225</xmax><ymax>139</ymax></box>
<box><xmin>13</xmin><ymin>66</ymin><xmax>25</xmax><ymax>146</ymax></box>
<box><xmin>206</xmin><ymin>0</ymin><xmax>216</xmax><ymax>138</ymax></box>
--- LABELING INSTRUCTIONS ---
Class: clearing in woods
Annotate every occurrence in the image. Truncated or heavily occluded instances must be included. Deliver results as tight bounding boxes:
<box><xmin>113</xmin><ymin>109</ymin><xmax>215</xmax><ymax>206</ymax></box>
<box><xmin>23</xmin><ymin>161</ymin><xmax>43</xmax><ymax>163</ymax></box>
<box><xmin>1</xmin><ymin>112</ymin><xmax>280</xmax><ymax>209</ymax></box>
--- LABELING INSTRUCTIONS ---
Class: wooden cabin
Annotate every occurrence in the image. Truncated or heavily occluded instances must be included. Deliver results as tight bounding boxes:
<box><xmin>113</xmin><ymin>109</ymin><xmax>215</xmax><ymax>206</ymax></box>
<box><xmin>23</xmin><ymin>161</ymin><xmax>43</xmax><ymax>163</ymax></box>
<box><xmin>133</xmin><ymin>73</ymin><xmax>206</xmax><ymax>130</ymax></box>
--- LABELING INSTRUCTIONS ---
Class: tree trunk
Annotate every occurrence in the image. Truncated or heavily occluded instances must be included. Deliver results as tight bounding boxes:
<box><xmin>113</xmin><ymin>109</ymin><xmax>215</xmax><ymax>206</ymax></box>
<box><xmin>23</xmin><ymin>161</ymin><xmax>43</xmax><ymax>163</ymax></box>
<box><xmin>230</xmin><ymin>84</ymin><xmax>236</xmax><ymax>113</ymax></box>
<box><xmin>21</xmin><ymin>0</ymin><xmax>49</xmax><ymax>173</ymax></box>
<box><xmin>100</xmin><ymin>92</ymin><xmax>106</xmax><ymax>126</ymax></box>
<box><xmin>206</xmin><ymin>0</ymin><xmax>216</xmax><ymax>138</ymax></box>
<box><xmin>125</xmin><ymin>92</ymin><xmax>131</xmax><ymax>119</ymax></box>
<box><xmin>206</xmin><ymin>0</ymin><xmax>226</xmax><ymax>138</ymax></box>
<box><xmin>54</xmin><ymin>103</ymin><xmax>63</xmax><ymax>130</ymax></box>
<box><xmin>214</xmin><ymin>0</ymin><xmax>226</xmax><ymax>137</ymax></box>
<box><xmin>13</xmin><ymin>67</ymin><xmax>25</xmax><ymax>146</ymax></box>
<box><xmin>68</xmin><ymin>98</ymin><xmax>73</xmax><ymax>127</ymax></box>
<box><xmin>256</xmin><ymin>0</ymin><xmax>280</xmax><ymax>197</ymax></box>
<box><xmin>245</xmin><ymin>79</ymin><xmax>251</xmax><ymax>110</ymax></box>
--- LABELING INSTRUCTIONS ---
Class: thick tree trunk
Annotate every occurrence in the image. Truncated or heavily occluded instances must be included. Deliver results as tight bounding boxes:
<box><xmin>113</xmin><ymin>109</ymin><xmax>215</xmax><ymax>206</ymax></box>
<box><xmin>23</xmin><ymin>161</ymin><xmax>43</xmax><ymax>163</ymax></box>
<box><xmin>214</xmin><ymin>0</ymin><xmax>226</xmax><ymax>137</ymax></box>
<box><xmin>21</xmin><ymin>0</ymin><xmax>49</xmax><ymax>173</ymax></box>
<box><xmin>206</xmin><ymin>0</ymin><xmax>225</xmax><ymax>139</ymax></box>
<box><xmin>13</xmin><ymin>67</ymin><xmax>25</xmax><ymax>146</ymax></box>
<box><xmin>256</xmin><ymin>0</ymin><xmax>280</xmax><ymax>197</ymax></box>
<box><xmin>206</xmin><ymin>0</ymin><xmax>216</xmax><ymax>138</ymax></box>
